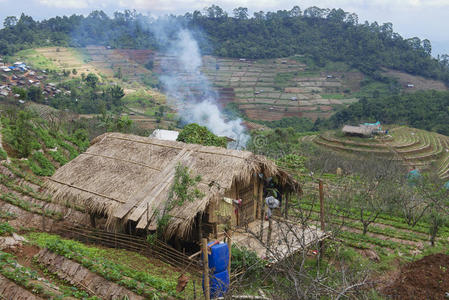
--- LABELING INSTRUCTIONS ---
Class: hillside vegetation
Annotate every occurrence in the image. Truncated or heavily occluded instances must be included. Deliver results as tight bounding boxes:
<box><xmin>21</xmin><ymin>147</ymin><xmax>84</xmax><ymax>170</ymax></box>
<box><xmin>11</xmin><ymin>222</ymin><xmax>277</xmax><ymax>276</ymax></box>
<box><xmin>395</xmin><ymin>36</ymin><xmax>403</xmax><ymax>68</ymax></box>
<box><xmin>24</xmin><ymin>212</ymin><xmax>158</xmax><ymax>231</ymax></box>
<box><xmin>329</xmin><ymin>90</ymin><xmax>449</xmax><ymax>135</ymax></box>
<box><xmin>1</xmin><ymin>6</ymin><xmax>448</xmax><ymax>86</ymax></box>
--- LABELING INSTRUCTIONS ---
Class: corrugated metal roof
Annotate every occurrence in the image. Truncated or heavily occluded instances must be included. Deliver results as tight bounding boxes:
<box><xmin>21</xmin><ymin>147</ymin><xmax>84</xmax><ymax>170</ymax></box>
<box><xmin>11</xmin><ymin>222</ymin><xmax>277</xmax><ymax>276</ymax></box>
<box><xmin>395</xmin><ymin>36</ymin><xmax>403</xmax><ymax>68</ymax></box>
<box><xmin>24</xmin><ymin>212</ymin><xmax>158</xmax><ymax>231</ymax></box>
<box><xmin>149</xmin><ymin>129</ymin><xmax>179</xmax><ymax>141</ymax></box>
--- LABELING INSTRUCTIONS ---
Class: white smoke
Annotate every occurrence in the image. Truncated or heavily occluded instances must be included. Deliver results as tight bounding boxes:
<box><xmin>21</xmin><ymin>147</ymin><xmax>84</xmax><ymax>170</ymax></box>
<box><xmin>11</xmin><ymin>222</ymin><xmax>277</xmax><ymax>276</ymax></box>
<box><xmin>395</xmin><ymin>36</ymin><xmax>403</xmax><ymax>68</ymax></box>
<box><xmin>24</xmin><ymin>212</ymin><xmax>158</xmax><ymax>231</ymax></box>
<box><xmin>159</xmin><ymin>29</ymin><xmax>249</xmax><ymax>149</ymax></box>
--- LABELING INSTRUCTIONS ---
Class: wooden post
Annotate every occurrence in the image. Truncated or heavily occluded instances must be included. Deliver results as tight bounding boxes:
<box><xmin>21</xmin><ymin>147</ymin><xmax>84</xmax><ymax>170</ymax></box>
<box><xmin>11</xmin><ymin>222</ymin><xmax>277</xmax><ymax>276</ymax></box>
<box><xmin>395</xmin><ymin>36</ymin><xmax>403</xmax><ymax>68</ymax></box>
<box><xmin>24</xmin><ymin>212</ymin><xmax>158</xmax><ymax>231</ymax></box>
<box><xmin>193</xmin><ymin>280</ymin><xmax>197</xmax><ymax>300</ymax></box>
<box><xmin>257</xmin><ymin>181</ymin><xmax>263</xmax><ymax>219</ymax></box>
<box><xmin>253</xmin><ymin>178</ymin><xmax>258</xmax><ymax>221</ymax></box>
<box><xmin>318</xmin><ymin>180</ymin><xmax>326</xmax><ymax>261</ymax></box>
<box><xmin>284</xmin><ymin>193</ymin><xmax>289</xmax><ymax>219</ymax></box>
<box><xmin>146</xmin><ymin>202</ymin><xmax>150</xmax><ymax>236</ymax></box>
<box><xmin>213</xmin><ymin>223</ymin><xmax>218</xmax><ymax>239</ymax></box>
<box><xmin>227</xmin><ymin>230</ymin><xmax>232</xmax><ymax>279</ymax></box>
<box><xmin>202</xmin><ymin>238</ymin><xmax>210</xmax><ymax>300</ymax></box>
<box><xmin>198</xmin><ymin>214</ymin><xmax>203</xmax><ymax>241</ymax></box>
<box><xmin>318</xmin><ymin>180</ymin><xmax>325</xmax><ymax>231</ymax></box>
<box><xmin>89</xmin><ymin>214</ymin><xmax>96</xmax><ymax>228</ymax></box>
<box><xmin>265</xmin><ymin>217</ymin><xmax>273</xmax><ymax>258</ymax></box>
<box><xmin>259</xmin><ymin>197</ymin><xmax>266</xmax><ymax>239</ymax></box>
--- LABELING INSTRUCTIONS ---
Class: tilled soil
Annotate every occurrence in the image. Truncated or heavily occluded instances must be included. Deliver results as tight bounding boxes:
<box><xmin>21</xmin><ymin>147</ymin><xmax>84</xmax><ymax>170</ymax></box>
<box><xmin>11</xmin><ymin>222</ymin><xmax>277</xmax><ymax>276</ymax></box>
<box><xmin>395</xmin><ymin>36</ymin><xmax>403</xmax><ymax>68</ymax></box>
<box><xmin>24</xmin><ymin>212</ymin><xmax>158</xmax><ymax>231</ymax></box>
<box><xmin>383</xmin><ymin>253</ymin><xmax>449</xmax><ymax>300</ymax></box>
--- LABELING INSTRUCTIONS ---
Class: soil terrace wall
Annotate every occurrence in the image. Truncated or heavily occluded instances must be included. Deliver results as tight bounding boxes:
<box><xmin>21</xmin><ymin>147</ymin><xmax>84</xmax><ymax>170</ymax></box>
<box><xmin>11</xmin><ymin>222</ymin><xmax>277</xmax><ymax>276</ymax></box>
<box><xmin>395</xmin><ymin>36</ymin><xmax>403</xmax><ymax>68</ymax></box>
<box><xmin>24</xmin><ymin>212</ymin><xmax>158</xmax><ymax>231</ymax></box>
<box><xmin>0</xmin><ymin>274</ymin><xmax>43</xmax><ymax>300</ymax></box>
<box><xmin>35</xmin><ymin>248</ymin><xmax>145</xmax><ymax>300</ymax></box>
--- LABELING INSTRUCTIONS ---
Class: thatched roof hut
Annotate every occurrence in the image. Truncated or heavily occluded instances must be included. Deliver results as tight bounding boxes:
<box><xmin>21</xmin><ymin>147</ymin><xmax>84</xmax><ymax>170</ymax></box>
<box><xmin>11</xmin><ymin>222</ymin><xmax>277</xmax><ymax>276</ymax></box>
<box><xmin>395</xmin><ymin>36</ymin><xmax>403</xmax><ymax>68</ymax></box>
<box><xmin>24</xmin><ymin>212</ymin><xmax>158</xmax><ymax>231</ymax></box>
<box><xmin>342</xmin><ymin>125</ymin><xmax>374</xmax><ymax>137</ymax></box>
<box><xmin>46</xmin><ymin>132</ymin><xmax>300</xmax><ymax>239</ymax></box>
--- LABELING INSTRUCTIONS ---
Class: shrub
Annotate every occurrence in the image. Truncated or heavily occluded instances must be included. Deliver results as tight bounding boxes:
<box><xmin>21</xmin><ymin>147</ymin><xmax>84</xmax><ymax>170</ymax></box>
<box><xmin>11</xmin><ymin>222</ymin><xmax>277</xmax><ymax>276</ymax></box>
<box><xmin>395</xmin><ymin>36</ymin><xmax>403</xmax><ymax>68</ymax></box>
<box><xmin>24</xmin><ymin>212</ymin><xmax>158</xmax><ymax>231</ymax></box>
<box><xmin>49</xmin><ymin>149</ymin><xmax>69</xmax><ymax>166</ymax></box>
<box><xmin>231</xmin><ymin>245</ymin><xmax>264</xmax><ymax>278</ymax></box>
<box><xmin>177</xmin><ymin>123</ymin><xmax>227</xmax><ymax>148</ymax></box>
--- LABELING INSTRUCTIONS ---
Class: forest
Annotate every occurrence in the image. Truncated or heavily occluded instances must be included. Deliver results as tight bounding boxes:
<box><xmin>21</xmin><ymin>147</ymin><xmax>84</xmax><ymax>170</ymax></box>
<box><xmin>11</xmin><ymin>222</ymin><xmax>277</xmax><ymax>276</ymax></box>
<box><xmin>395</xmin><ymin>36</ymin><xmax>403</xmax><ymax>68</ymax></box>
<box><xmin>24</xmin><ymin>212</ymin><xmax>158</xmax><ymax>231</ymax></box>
<box><xmin>1</xmin><ymin>6</ymin><xmax>449</xmax><ymax>86</ymax></box>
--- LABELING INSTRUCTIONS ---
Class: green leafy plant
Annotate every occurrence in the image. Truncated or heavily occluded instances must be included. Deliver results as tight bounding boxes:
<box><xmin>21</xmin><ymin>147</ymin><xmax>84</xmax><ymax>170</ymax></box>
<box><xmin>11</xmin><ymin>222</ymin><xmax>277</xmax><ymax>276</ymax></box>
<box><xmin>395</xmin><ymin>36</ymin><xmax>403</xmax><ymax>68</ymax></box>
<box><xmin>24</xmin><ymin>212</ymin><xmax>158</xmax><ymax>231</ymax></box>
<box><xmin>0</xmin><ymin>148</ymin><xmax>7</xmax><ymax>161</ymax></box>
<box><xmin>0</xmin><ymin>222</ymin><xmax>15</xmax><ymax>236</ymax></box>
<box><xmin>167</xmin><ymin>164</ymin><xmax>204</xmax><ymax>211</ymax></box>
<box><xmin>29</xmin><ymin>152</ymin><xmax>55</xmax><ymax>176</ymax></box>
<box><xmin>177</xmin><ymin>123</ymin><xmax>227</xmax><ymax>148</ymax></box>
<box><xmin>231</xmin><ymin>245</ymin><xmax>265</xmax><ymax>279</ymax></box>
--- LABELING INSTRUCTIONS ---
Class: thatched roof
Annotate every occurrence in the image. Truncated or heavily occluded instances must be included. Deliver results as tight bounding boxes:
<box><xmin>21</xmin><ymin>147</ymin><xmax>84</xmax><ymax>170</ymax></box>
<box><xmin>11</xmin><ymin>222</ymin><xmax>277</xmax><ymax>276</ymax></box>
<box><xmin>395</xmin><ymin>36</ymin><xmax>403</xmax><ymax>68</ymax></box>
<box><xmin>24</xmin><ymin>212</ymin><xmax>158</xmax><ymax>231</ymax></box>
<box><xmin>46</xmin><ymin>132</ymin><xmax>300</xmax><ymax>239</ymax></box>
<box><xmin>342</xmin><ymin>125</ymin><xmax>373</xmax><ymax>137</ymax></box>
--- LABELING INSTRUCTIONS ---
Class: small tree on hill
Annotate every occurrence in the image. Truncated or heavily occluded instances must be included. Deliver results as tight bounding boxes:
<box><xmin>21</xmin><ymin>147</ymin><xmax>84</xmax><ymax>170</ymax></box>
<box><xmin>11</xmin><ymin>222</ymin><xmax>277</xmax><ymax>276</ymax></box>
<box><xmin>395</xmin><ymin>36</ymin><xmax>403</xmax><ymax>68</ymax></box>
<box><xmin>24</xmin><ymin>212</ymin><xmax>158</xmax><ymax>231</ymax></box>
<box><xmin>84</xmin><ymin>73</ymin><xmax>99</xmax><ymax>89</ymax></box>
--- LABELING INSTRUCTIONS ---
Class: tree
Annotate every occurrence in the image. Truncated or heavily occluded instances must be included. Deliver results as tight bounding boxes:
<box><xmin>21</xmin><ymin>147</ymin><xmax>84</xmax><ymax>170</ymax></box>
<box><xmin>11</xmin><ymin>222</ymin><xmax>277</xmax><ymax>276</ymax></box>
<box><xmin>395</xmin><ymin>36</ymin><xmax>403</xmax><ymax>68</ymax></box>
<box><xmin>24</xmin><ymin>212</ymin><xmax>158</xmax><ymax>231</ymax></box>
<box><xmin>233</xmin><ymin>7</ymin><xmax>248</xmax><ymax>19</ymax></box>
<box><xmin>2</xmin><ymin>109</ymin><xmax>35</xmax><ymax>158</ymax></box>
<box><xmin>205</xmin><ymin>5</ymin><xmax>226</xmax><ymax>19</ymax></box>
<box><xmin>253</xmin><ymin>11</ymin><xmax>265</xmax><ymax>21</ymax></box>
<box><xmin>3</xmin><ymin>16</ymin><xmax>18</xmax><ymax>28</ymax></box>
<box><xmin>422</xmin><ymin>39</ymin><xmax>432</xmax><ymax>56</ymax></box>
<box><xmin>72</xmin><ymin>68</ymin><xmax>78</xmax><ymax>75</ymax></box>
<box><xmin>85</xmin><ymin>73</ymin><xmax>99</xmax><ymax>89</ymax></box>
<box><xmin>392</xmin><ymin>186</ymin><xmax>429</xmax><ymax>227</ymax></box>
<box><xmin>114</xmin><ymin>67</ymin><xmax>122</xmax><ymax>79</ymax></box>
<box><xmin>27</xmin><ymin>86</ymin><xmax>43</xmax><ymax>103</ymax></box>
<box><xmin>289</xmin><ymin>6</ymin><xmax>302</xmax><ymax>17</ymax></box>
<box><xmin>107</xmin><ymin>85</ymin><xmax>125</xmax><ymax>109</ymax></box>
<box><xmin>339</xmin><ymin>178</ymin><xmax>388</xmax><ymax>235</ymax></box>
<box><xmin>416</xmin><ymin>173</ymin><xmax>449</xmax><ymax>246</ymax></box>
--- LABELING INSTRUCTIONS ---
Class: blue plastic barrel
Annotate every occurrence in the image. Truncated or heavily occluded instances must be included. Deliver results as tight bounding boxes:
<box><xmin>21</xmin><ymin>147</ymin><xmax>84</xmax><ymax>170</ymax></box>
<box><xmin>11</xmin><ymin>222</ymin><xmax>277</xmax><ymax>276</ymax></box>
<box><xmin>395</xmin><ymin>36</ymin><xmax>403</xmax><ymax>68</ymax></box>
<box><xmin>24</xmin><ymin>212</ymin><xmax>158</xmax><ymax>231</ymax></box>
<box><xmin>203</xmin><ymin>269</ymin><xmax>230</xmax><ymax>298</ymax></box>
<box><xmin>207</xmin><ymin>242</ymin><xmax>229</xmax><ymax>273</ymax></box>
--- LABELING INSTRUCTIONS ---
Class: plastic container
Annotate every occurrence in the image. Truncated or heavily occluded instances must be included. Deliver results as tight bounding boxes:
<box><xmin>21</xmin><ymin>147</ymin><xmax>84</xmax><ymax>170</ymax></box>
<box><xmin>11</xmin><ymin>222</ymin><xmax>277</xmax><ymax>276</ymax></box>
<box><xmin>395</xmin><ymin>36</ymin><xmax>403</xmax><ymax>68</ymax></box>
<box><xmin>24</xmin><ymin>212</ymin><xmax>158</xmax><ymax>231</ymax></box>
<box><xmin>203</xmin><ymin>269</ymin><xmax>230</xmax><ymax>299</ymax></box>
<box><xmin>207</xmin><ymin>242</ymin><xmax>229</xmax><ymax>273</ymax></box>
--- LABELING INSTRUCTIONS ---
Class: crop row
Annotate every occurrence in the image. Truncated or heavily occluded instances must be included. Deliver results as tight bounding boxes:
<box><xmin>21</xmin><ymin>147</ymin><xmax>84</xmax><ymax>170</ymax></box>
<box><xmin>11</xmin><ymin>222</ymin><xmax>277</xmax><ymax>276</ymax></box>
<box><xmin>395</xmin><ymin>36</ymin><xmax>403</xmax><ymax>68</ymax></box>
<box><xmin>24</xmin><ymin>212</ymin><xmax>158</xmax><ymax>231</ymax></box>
<box><xmin>299</xmin><ymin>200</ymin><xmax>449</xmax><ymax>238</ymax></box>
<box><xmin>0</xmin><ymin>174</ymin><xmax>50</xmax><ymax>203</ymax></box>
<box><xmin>0</xmin><ymin>192</ymin><xmax>62</xmax><ymax>219</ymax></box>
<box><xmin>27</xmin><ymin>233</ymin><xmax>181</xmax><ymax>299</ymax></box>
<box><xmin>0</xmin><ymin>251</ymin><xmax>96</xmax><ymax>299</ymax></box>
<box><xmin>305</xmin><ymin>210</ymin><xmax>427</xmax><ymax>243</ymax></box>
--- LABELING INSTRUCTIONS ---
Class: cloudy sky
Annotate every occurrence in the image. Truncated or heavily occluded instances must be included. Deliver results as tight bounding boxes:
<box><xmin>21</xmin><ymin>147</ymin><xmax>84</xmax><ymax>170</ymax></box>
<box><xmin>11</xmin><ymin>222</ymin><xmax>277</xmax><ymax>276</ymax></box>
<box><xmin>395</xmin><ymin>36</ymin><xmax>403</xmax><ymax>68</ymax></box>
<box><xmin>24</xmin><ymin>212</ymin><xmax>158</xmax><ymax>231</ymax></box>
<box><xmin>1</xmin><ymin>0</ymin><xmax>448</xmax><ymax>56</ymax></box>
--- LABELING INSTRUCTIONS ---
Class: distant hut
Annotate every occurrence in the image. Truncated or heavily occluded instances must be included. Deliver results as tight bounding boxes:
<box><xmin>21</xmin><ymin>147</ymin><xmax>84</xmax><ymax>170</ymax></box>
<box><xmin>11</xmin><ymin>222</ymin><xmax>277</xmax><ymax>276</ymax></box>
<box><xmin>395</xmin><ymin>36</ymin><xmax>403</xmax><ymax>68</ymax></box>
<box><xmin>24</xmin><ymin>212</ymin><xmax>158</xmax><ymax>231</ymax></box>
<box><xmin>342</xmin><ymin>125</ymin><xmax>374</xmax><ymax>137</ymax></box>
<box><xmin>46</xmin><ymin>133</ymin><xmax>301</xmax><ymax>242</ymax></box>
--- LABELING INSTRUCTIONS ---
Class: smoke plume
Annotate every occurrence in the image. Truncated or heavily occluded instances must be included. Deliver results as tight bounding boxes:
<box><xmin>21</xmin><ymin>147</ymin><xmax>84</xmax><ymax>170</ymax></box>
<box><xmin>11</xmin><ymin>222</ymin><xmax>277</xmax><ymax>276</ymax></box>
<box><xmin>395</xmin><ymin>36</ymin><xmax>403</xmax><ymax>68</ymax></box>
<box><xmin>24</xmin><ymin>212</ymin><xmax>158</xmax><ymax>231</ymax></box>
<box><xmin>156</xmin><ymin>28</ymin><xmax>249</xmax><ymax>149</ymax></box>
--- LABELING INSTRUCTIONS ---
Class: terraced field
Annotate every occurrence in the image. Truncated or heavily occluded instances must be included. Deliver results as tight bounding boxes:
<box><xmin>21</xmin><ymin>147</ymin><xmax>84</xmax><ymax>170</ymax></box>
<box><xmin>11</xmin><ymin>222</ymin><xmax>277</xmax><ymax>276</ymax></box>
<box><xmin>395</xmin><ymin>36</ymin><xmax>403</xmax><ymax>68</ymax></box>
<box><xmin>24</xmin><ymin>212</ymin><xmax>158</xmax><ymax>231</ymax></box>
<box><xmin>312</xmin><ymin>127</ymin><xmax>449</xmax><ymax>178</ymax></box>
<box><xmin>34</xmin><ymin>47</ymin><xmax>104</xmax><ymax>77</ymax></box>
<box><xmin>297</xmin><ymin>177</ymin><xmax>449</xmax><ymax>273</ymax></box>
<box><xmin>200</xmin><ymin>56</ymin><xmax>361</xmax><ymax>121</ymax></box>
<box><xmin>150</xmin><ymin>54</ymin><xmax>363</xmax><ymax>121</ymax></box>
<box><xmin>33</xmin><ymin>46</ymin><xmax>156</xmax><ymax>88</ymax></box>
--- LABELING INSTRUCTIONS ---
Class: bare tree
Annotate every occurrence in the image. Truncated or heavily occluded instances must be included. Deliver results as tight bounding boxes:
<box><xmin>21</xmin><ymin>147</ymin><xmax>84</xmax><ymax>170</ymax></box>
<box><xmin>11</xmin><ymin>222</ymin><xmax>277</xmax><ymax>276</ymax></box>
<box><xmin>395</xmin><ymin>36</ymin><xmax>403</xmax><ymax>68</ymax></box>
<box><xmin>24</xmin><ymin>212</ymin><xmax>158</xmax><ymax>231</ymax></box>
<box><xmin>415</xmin><ymin>173</ymin><xmax>449</xmax><ymax>246</ymax></box>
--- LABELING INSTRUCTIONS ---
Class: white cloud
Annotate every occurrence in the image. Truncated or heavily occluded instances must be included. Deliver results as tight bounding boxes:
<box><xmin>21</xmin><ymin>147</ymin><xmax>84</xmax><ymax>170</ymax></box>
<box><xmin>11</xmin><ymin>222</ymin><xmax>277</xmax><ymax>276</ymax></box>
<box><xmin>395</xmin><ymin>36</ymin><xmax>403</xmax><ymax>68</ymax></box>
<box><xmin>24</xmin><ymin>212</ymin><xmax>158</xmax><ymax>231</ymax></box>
<box><xmin>37</xmin><ymin>0</ymin><xmax>89</xmax><ymax>9</ymax></box>
<box><xmin>34</xmin><ymin>0</ymin><xmax>449</xmax><ymax>12</ymax></box>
